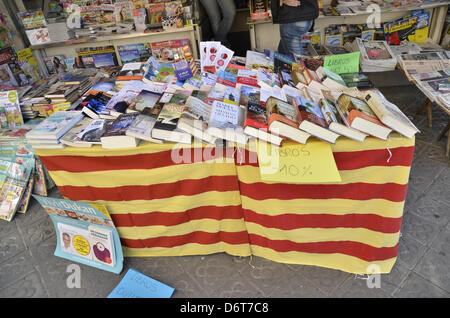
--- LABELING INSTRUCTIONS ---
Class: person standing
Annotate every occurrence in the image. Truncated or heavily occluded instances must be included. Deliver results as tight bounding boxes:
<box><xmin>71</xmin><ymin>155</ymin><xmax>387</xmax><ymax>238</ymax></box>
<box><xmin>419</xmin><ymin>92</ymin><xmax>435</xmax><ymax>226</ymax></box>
<box><xmin>271</xmin><ymin>0</ymin><xmax>319</xmax><ymax>56</ymax></box>
<box><xmin>199</xmin><ymin>0</ymin><xmax>236</xmax><ymax>48</ymax></box>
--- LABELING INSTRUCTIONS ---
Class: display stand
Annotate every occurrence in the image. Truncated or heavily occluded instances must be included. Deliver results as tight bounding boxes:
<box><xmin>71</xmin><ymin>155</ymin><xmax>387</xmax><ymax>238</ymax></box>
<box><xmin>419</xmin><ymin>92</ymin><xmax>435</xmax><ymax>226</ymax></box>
<box><xmin>30</xmin><ymin>26</ymin><xmax>200</xmax><ymax>77</ymax></box>
<box><xmin>247</xmin><ymin>2</ymin><xmax>449</xmax><ymax>51</ymax></box>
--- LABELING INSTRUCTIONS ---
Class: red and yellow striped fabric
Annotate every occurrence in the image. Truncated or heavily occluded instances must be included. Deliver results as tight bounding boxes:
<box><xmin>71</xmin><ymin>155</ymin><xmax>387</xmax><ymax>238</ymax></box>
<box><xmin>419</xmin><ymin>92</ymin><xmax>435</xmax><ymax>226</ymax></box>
<box><xmin>35</xmin><ymin>142</ymin><xmax>252</xmax><ymax>258</ymax></box>
<box><xmin>235</xmin><ymin>134</ymin><xmax>415</xmax><ymax>274</ymax></box>
<box><xmin>34</xmin><ymin>134</ymin><xmax>415</xmax><ymax>274</ymax></box>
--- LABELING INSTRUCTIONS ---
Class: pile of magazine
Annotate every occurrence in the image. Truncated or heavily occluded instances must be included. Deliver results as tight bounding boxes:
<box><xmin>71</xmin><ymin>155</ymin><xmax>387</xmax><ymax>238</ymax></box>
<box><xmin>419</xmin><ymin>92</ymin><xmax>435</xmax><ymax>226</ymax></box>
<box><xmin>353</xmin><ymin>38</ymin><xmax>398</xmax><ymax>72</ymax></box>
<box><xmin>0</xmin><ymin>125</ymin><xmax>55</xmax><ymax>222</ymax></box>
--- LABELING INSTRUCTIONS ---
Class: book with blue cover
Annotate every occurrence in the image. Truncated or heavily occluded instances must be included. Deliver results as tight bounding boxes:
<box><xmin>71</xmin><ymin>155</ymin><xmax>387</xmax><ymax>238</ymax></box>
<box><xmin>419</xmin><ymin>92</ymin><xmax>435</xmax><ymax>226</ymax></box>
<box><xmin>25</xmin><ymin>111</ymin><xmax>84</xmax><ymax>140</ymax></box>
<box><xmin>108</xmin><ymin>268</ymin><xmax>174</xmax><ymax>298</ymax></box>
<box><xmin>33</xmin><ymin>195</ymin><xmax>124</xmax><ymax>274</ymax></box>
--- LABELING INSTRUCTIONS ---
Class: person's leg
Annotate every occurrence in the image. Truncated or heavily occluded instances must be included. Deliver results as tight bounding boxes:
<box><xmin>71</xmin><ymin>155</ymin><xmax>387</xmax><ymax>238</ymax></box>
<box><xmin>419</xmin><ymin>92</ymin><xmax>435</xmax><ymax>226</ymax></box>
<box><xmin>214</xmin><ymin>0</ymin><xmax>236</xmax><ymax>46</ymax></box>
<box><xmin>199</xmin><ymin>0</ymin><xmax>221</xmax><ymax>39</ymax></box>
<box><xmin>279</xmin><ymin>20</ymin><xmax>313</xmax><ymax>56</ymax></box>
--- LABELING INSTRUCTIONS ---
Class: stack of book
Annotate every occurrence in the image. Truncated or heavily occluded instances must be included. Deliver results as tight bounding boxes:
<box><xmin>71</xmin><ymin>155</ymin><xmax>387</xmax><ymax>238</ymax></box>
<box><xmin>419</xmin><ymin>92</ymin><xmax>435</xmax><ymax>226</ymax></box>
<box><xmin>25</xmin><ymin>111</ymin><xmax>84</xmax><ymax>149</ymax></box>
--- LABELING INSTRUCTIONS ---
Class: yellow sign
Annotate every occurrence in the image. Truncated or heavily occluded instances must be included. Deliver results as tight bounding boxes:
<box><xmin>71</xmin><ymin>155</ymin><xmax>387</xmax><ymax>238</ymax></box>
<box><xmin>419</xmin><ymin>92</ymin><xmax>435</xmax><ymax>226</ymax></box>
<box><xmin>73</xmin><ymin>235</ymin><xmax>90</xmax><ymax>256</ymax></box>
<box><xmin>256</xmin><ymin>140</ymin><xmax>342</xmax><ymax>184</ymax></box>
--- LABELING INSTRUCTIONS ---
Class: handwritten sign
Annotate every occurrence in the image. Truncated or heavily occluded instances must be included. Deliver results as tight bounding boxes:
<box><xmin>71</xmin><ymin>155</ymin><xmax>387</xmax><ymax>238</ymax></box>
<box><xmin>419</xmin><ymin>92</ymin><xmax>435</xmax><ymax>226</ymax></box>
<box><xmin>108</xmin><ymin>268</ymin><xmax>174</xmax><ymax>298</ymax></box>
<box><xmin>324</xmin><ymin>52</ymin><xmax>360</xmax><ymax>75</ymax></box>
<box><xmin>256</xmin><ymin>140</ymin><xmax>342</xmax><ymax>184</ymax></box>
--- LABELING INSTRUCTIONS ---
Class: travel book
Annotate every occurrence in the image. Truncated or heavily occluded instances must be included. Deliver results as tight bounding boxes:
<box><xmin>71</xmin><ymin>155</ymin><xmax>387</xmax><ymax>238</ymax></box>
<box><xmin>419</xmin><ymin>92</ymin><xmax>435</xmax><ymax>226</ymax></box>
<box><xmin>176</xmin><ymin>96</ymin><xmax>217</xmax><ymax>144</ymax></box>
<box><xmin>126</xmin><ymin>104</ymin><xmax>164</xmax><ymax>144</ymax></box>
<box><xmin>266</xmin><ymin>97</ymin><xmax>311</xmax><ymax>145</ymax></box>
<box><xmin>363</xmin><ymin>91</ymin><xmax>419</xmax><ymax>139</ymax></box>
<box><xmin>100</xmin><ymin>113</ymin><xmax>140</xmax><ymax>149</ymax></box>
<box><xmin>25</xmin><ymin>111</ymin><xmax>84</xmax><ymax>140</ymax></box>
<box><xmin>33</xmin><ymin>195</ymin><xmax>123</xmax><ymax>274</ymax></box>
<box><xmin>206</xmin><ymin>100</ymin><xmax>248</xmax><ymax>145</ymax></box>
<box><xmin>151</xmin><ymin>103</ymin><xmax>192</xmax><ymax>144</ymax></box>
<box><xmin>293</xmin><ymin>96</ymin><xmax>341</xmax><ymax>144</ymax></box>
<box><xmin>336</xmin><ymin>94</ymin><xmax>393</xmax><ymax>140</ymax></box>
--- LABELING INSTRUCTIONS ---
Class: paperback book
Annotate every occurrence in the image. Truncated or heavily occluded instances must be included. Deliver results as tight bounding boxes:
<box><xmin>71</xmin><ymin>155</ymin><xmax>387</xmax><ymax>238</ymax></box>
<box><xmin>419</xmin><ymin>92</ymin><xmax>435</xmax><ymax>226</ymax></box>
<box><xmin>33</xmin><ymin>195</ymin><xmax>123</xmax><ymax>274</ymax></box>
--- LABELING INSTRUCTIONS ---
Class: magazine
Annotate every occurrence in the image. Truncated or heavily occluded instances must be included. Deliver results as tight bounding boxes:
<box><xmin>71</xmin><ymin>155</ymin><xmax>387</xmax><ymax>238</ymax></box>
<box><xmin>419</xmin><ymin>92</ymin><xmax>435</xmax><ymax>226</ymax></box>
<box><xmin>33</xmin><ymin>195</ymin><xmax>123</xmax><ymax>274</ymax></box>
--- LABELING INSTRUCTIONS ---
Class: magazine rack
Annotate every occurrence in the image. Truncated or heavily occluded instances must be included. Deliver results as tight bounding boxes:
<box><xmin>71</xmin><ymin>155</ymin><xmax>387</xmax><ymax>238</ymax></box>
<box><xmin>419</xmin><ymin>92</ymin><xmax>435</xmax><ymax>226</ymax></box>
<box><xmin>34</xmin><ymin>134</ymin><xmax>415</xmax><ymax>274</ymax></box>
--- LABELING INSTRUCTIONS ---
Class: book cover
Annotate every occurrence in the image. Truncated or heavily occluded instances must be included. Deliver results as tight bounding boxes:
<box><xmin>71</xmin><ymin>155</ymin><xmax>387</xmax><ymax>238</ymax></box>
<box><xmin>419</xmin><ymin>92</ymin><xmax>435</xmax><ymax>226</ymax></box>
<box><xmin>33</xmin><ymin>195</ymin><xmax>123</xmax><ymax>274</ymax></box>
<box><xmin>126</xmin><ymin>106</ymin><xmax>164</xmax><ymax>143</ymax></box>
<box><xmin>266</xmin><ymin>96</ymin><xmax>299</xmax><ymax>128</ymax></box>
<box><xmin>0</xmin><ymin>91</ymin><xmax>24</xmax><ymax>129</ymax></box>
<box><xmin>116</xmin><ymin>62</ymin><xmax>145</xmax><ymax>81</ymax></box>
<box><xmin>127</xmin><ymin>90</ymin><xmax>162</xmax><ymax>113</ymax></box>
<box><xmin>26</xmin><ymin>111</ymin><xmax>84</xmax><ymax>140</ymax></box>
<box><xmin>154</xmin><ymin>66</ymin><xmax>176</xmax><ymax>83</ymax></box>
<box><xmin>101</xmin><ymin>113</ymin><xmax>139</xmax><ymax>138</ymax></box>
<box><xmin>294</xmin><ymin>96</ymin><xmax>328</xmax><ymax>128</ymax></box>
<box><xmin>153</xmin><ymin>103</ymin><xmax>185</xmax><ymax>132</ymax></box>
<box><xmin>74</xmin><ymin>119</ymin><xmax>111</xmax><ymax>144</ymax></box>
<box><xmin>173</xmin><ymin>59</ymin><xmax>193</xmax><ymax>82</ymax></box>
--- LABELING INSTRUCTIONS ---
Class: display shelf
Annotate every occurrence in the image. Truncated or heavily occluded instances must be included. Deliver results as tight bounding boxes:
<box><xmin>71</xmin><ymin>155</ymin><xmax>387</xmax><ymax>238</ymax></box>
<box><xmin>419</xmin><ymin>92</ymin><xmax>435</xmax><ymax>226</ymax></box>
<box><xmin>246</xmin><ymin>2</ymin><xmax>449</xmax><ymax>51</ymax></box>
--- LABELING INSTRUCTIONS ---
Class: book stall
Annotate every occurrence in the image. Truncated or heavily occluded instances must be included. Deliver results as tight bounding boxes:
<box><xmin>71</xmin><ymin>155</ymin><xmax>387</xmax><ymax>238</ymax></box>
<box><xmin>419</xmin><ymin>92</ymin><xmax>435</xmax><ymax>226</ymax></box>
<box><xmin>0</xmin><ymin>0</ymin><xmax>449</xmax><ymax>278</ymax></box>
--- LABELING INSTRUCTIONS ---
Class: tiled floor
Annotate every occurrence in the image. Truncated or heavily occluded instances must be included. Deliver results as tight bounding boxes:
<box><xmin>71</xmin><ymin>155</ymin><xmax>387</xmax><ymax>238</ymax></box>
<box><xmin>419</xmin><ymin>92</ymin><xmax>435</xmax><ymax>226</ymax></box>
<box><xmin>0</xmin><ymin>83</ymin><xmax>448</xmax><ymax>298</ymax></box>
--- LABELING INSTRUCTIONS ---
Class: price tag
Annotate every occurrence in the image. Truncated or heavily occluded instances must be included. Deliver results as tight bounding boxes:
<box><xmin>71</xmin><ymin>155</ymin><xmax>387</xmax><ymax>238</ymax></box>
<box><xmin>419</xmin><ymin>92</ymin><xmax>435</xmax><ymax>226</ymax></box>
<box><xmin>256</xmin><ymin>140</ymin><xmax>342</xmax><ymax>184</ymax></box>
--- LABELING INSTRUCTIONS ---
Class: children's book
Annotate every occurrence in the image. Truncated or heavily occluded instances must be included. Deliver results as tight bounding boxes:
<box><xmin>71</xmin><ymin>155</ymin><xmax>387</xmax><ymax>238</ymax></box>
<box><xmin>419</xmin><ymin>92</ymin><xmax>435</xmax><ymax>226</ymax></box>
<box><xmin>33</xmin><ymin>195</ymin><xmax>123</xmax><ymax>274</ymax></box>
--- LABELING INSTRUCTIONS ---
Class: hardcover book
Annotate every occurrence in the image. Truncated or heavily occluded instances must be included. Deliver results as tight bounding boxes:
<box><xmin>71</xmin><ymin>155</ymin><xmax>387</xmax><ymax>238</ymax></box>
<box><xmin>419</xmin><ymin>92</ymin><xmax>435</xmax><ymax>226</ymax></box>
<box><xmin>319</xmin><ymin>97</ymin><xmax>367</xmax><ymax>143</ymax></box>
<box><xmin>243</xmin><ymin>99</ymin><xmax>283</xmax><ymax>146</ymax></box>
<box><xmin>293</xmin><ymin>96</ymin><xmax>340</xmax><ymax>144</ymax></box>
<box><xmin>336</xmin><ymin>93</ymin><xmax>392</xmax><ymax>140</ymax></box>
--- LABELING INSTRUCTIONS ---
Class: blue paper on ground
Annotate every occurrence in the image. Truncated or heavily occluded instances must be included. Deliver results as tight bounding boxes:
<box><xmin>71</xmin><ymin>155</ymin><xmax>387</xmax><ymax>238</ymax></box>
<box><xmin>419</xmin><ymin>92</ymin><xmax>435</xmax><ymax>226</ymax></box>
<box><xmin>107</xmin><ymin>268</ymin><xmax>175</xmax><ymax>298</ymax></box>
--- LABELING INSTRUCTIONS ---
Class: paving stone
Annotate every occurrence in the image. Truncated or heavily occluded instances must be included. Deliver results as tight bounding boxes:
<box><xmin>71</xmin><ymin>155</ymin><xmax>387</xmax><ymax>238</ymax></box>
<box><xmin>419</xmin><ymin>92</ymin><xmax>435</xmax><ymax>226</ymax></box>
<box><xmin>0</xmin><ymin>231</ymin><xmax>26</xmax><ymax>264</ymax></box>
<box><xmin>410</xmin><ymin>195</ymin><xmax>450</xmax><ymax>225</ymax></box>
<box><xmin>0</xmin><ymin>251</ymin><xmax>35</xmax><ymax>288</ymax></box>
<box><xmin>20</xmin><ymin>215</ymin><xmax>55</xmax><ymax>248</ymax></box>
<box><xmin>413</xmin><ymin>248</ymin><xmax>450</xmax><ymax>293</ymax></box>
<box><xmin>0</xmin><ymin>271</ymin><xmax>48</xmax><ymax>298</ymax></box>
<box><xmin>396</xmin><ymin>233</ymin><xmax>428</xmax><ymax>270</ymax></box>
<box><xmin>400</xmin><ymin>211</ymin><xmax>442</xmax><ymax>246</ymax></box>
<box><xmin>294</xmin><ymin>265</ymin><xmax>351</xmax><ymax>296</ymax></box>
<box><xmin>332</xmin><ymin>275</ymin><xmax>391</xmax><ymax>298</ymax></box>
<box><xmin>393</xmin><ymin>272</ymin><xmax>449</xmax><ymax>298</ymax></box>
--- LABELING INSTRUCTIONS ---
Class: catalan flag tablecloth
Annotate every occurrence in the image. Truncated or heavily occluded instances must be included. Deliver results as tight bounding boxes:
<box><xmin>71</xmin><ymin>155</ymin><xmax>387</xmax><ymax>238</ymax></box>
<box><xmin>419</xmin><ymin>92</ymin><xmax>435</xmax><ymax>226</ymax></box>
<box><xmin>235</xmin><ymin>135</ymin><xmax>415</xmax><ymax>274</ymax></box>
<box><xmin>35</xmin><ymin>142</ymin><xmax>252</xmax><ymax>258</ymax></box>
<box><xmin>34</xmin><ymin>134</ymin><xmax>415</xmax><ymax>274</ymax></box>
